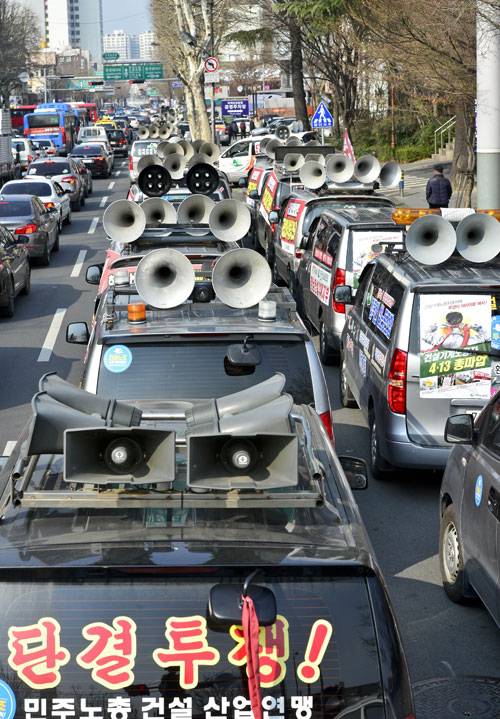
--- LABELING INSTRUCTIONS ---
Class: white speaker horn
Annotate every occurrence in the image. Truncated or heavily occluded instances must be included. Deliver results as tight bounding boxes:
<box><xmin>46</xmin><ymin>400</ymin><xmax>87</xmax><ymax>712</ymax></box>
<box><xmin>325</xmin><ymin>153</ymin><xmax>354</xmax><ymax>184</ymax></box>
<box><xmin>159</xmin><ymin>125</ymin><xmax>170</xmax><ymax>140</ymax></box>
<box><xmin>137</xmin><ymin>126</ymin><xmax>150</xmax><ymax>139</ymax></box>
<box><xmin>187</xmin><ymin>152</ymin><xmax>214</xmax><ymax>168</ymax></box>
<box><xmin>456</xmin><ymin>214</ymin><xmax>500</xmax><ymax>263</ymax></box>
<box><xmin>141</xmin><ymin>198</ymin><xmax>177</xmax><ymax>227</ymax></box>
<box><xmin>178</xmin><ymin>140</ymin><xmax>194</xmax><ymax>160</ymax></box>
<box><xmin>135</xmin><ymin>249</ymin><xmax>196</xmax><ymax>309</ymax></box>
<box><xmin>192</xmin><ymin>139</ymin><xmax>204</xmax><ymax>153</ymax></box>
<box><xmin>259</xmin><ymin>137</ymin><xmax>271</xmax><ymax>154</ymax></box>
<box><xmin>406</xmin><ymin>215</ymin><xmax>456</xmax><ymax>265</ymax></box>
<box><xmin>160</xmin><ymin>142</ymin><xmax>184</xmax><ymax>158</ymax></box>
<box><xmin>103</xmin><ymin>200</ymin><xmax>146</xmax><ymax>244</ymax></box>
<box><xmin>283</xmin><ymin>153</ymin><xmax>305</xmax><ymax>172</ymax></box>
<box><xmin>299</xmin><ymin>161</ymin><xmax>326</xmax><ymax>190</ymax></box>
<box><xmin>177</xmin><ymin>194</ymin><xmax>215</xmax><ymax>235</ymax></box>
<box><xmin>285</xmin><ymin>136</ymin><xmax>302</xmax><ymax>146</ymax></box>
<box><xmin>137</xmin><ymin>154</ymin><xmax>163</xmax><ymax>174</ymax></box>
<box><xmin>304</xmin><ymin>153</ymin><xmax>325</xmax><ymax>166</ymax></box>
<box><xmin>199</xmin><ymin>141</ymin><xmax>221</xmax><ymax>162</ymax></box>
<box><xmin>163</xmin><ymin>153</ymin><xmax>187</xmax><ymax>180</ymax></box>
<box><xmin>209</xmin><ymin>199</ymin><xmax>251</xmax><ymax>242</ymax></box>
<box><xmin>212</xmin><ymin>248</ymin><xmax>272</xmax><ymax>308</ymax></box>
<box><xmin>265</xmin><ymin>138</ymin><xmax>282</xmax><ymax>159</ymax></box>
<box><xmin>354</xmin><ymin>155</ymin><xmax>381</xmax><ymax>184</ymax></box>
<box><xmin>149</xmin><ymin>124</ymin><xmax>160</xmax><ymax>139</ymax></box>
<box><xmin>379</xmin><ymin>161</ymin><xmax>402</xmax><ymax>188</ymax></box>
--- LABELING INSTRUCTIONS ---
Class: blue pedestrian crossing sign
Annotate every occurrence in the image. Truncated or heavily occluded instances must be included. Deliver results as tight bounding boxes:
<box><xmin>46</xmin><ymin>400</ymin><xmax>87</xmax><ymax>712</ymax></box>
<box><xmin>311</xmin><ymin>101</ymin><xmax>334</xmax><ymax>129</ymax></box>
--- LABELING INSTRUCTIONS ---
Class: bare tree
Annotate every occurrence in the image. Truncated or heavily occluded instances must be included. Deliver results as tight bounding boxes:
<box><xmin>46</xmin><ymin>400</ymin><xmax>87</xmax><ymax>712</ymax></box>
<box><xmin>0</xmin><ymin>0</ymin><xmax>40</xmax><ymax>106</ymax></box>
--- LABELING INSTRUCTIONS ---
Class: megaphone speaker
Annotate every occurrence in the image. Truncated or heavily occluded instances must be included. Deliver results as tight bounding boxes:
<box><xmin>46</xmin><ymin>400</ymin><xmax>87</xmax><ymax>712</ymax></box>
<box><xmin>192</xmin><ymin>139</ymin><xmax>204</xmax><ymax>153</ymax></box>
<box><xmin>285</xmin><ymin>136</ymin><xmax>302</xmax><ymax>146</ymax></box>
<box><xmin>159</xmin><ymin>125</ymin><xmax>170</xmax><ymax>140</ymax></box>
<box><xmin>149</xmin><ymin>124</ymin><xmax>160</xmax><ymax>139</ymax></box>
<box><xmin>379</xmin><ymin>161</ymin><xmax>402</xmax><ymax>188</ymax></box>
<box><xmin>137</xmin><ymin>126</ymin><xmax>150</xmax><ymax>139</ymax></box>
<box><xmin>137</xmin><ymin>154</ymin><xmax>163</xmax><ymax>174</ymax></box>
<box><xmin>178</xmin><ymin>140</ymin><xmax>194</xmax><ymax>160</ymax></box>
<box><xmin>406</xmin><ymin>215</ymin><xmax>456</xmax><ymax>265</ymax></box>
<box><xmin>265</xmin><ymin>138</ymin><xmax>282</xmax><ymax>159</ymax></box>
<box><xmin>159</xmin><ymin>142</ymin><xmax>184</xmax><ymax>158</ymax></box>
<box><xmin>64</xmin><ymin>427</ymin><xmax>175</xmax><ymax>485</ymax></box>
<box><xmin>283</xmin><ymin>153</ymin><xmax>305</xmax><ymax>172</ymax></box>
<box><xmin>299</xmin><ymin>161</ymin><xmax>326</xmax><ymax>190</ymax></box>
<box><xmin>212</xmin><ymin>248</ymin><xmax>271</xmax><ymax>308</ymax></box>
<box><xmin>135</xmin><ymin>248</ymin><xmax>196</xmax><ymax>308</ymax></box>
<box><xmin>199</xmin><ymin>141</ymin><xmax>221</xmax><ymax>162</ymax></box>
<box><xmin>209</xmin><ymin>199</ymin><xmax>251</xmax><ymax>242</ymax></box>
<box><xmin>177</xmin><ymin>194</ymin><xmax>215</xmax><ymax>233</ymax></box>
<box><xmin>138</xmin><ymin>165</ymin><xmax>172</xmax><ymax>197</ymax></box>
<box><xmin>304</xmin><ymin>153</ymin><xmax>325</xmax><ymax>166</ymax></box>
<box><xmin>456</xmin><ymin>213</ymin><xmax>500</xmax><ymax>263</ymax></box>
<box><xmin>103</xmin><ymin>200</ymin><xmax>146</xmax><ymax>243</ymax></box>
<box><xmin>325</xmin><ymin>153</ymin><xmax>354</xmax><ymax>184</ymax></box>
<box><xmin>186</xmin><ymin>163</ymin><xmax>220</xmax><ymax>195</ymax></box>
<box><xmin>141</xmin><ymin>197</ymin><xmax>177</xmax><ymax>226</ymax></box>
<box><xmin>163</xmin><ymin>154</ymin><xmax>187</xmax><ymax>180</ymax></box>
<box><xmin>354</xmin><ymin>154</ymin><xmax>381</xmax><ymax>184</ymax></box>
<box><xmin>276</xmin><ymin>125</ymin><xmax>291</xmax><ymax>141</ymax></box>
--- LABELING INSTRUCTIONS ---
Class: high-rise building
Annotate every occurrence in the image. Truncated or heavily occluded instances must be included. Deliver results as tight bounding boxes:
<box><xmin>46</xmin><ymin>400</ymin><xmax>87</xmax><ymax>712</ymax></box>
<box><xmin>139</xmin><ymin>31</ymin><xmax>155</xmax><ymax>61</ymax></box>
<box><xmin>103</xmin><ymin>30</ymin><xmax>131</xmax><ymax>61</ymax></box>
<box><xmin>130</xmin><ymin>35</ymin><xmax>140</xmax><ymax>60</ymax></box>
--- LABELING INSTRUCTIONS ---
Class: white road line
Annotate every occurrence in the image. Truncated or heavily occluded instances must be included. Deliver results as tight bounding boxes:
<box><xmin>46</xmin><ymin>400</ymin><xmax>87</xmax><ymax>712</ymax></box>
<box><xmin>37</xmin><ymin>308</ymin><xmax>67</xmax><ymax>362</ymax></box>
<box><xmin>99</xmin><ymin>195</ymin><xmax>108</xmax><ymax>208</ymax></box>
<box><xmin>3</xmin><ymin>441</ymin><xmax>17</xmax><ymax>457</ymax></box>
<box><xmin>88</xmin><ymin>217</ymin><xmax>99</xmax><ymax>234</ymax></box>
<box><xmin>70</xmin><ymin>249</ymin><xmax>87</xmax><ymax>278</ymax></box>
<box><xmin>108</xmin><ymin>181</ymin><xmax>115</xmax><ymax>190</ymax></box>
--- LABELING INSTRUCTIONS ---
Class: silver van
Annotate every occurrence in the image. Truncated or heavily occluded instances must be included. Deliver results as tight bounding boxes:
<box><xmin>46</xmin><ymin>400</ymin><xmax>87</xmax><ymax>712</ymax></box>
<box><xmin>338</xmin><ymin>252</ymin><xmax>498</xmax><ymax>477</ymax></box>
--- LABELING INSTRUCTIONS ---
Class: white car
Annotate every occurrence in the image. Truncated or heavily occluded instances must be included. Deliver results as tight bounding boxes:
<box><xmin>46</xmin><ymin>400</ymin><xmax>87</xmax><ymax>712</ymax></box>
<box><xmin>129</xmin><ymin>139</ymin><xmax>162</xmax><ymax>182</ymax></box>
<box><xmin>77</xmin><ymin>126</ymin><xmax>108</xmax><ymax>143</ymax></box>
<box><xmin>0</xmin><ymin>177</ymin><xmax>72</xmax><ymax>229</ymax></box>
<box><xmin>10</xmin><ymin>138</ymin><xmax>36</xmax><ymax>172</ymax></box>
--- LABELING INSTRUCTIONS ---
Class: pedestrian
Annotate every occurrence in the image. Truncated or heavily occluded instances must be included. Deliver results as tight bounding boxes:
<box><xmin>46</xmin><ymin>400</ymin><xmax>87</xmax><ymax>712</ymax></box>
<box><xmin>239</xmin><ymin>120</ymin><xmax>247</xmax><ymax>138</ymax></box>
<box><xmin>228</xmin><ymin>119</ymin><xmax>238</xmax><ymax>143</ymax></box>
<box><xmin>399</xmin><ymin>170</ymin><xmax>405</xmax><ymax>197</ymax></box>
<box><xmin>426</xmin><ymin>164</ymin><xmax>452</xmax><ymax>208</ymax></box>
<box><xmin>249</xmin><ymin>117</ymin><xmax>256</xmax><ymax>132</ymax></box>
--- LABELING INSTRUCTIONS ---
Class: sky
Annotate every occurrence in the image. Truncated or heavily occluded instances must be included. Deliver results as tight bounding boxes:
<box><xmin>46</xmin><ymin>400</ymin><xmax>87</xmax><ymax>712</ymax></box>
<box><xmin>102</xmin><ymin>0</ymin><xmax>152</xmax><ymax>34</ymax></box>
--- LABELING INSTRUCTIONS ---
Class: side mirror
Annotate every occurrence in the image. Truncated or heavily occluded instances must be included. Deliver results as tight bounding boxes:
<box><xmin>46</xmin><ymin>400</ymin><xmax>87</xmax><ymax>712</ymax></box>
<box><xmin>339</xmin><ymin>456</ymin><xmax>368</xmax><ymax>490</ymax></box>
<box><xmin>268</xmin><ymin>210</ymin><xmax>279</xmax><ymax>223</ymax></box>
<box><xmin>238</xmin><ymin>176</ymin><xmax>248</xmax><ymax>188</ymax></box>
<box><xmin>66</xmin><ymin>321</ymin><xmax>89</xmax><ymax>344</ymax></box>
<box><xmin>334</xmin><ymin>285</ymin><xmax>353</xmax><ymax>305</ymax></box>
<box><xmin>249</xmin><ymin>189</ymin><xmax>259</xmax><ymax>200</ymax></box>
<box><xmin>445</xmin><ymin>414</ymin><xmax>475</xmax><ymax>444</ymax></box>
<box><xmin>86</xmin><ymin>264</ymin><xmax>103</xmax><ymax>285</ymax></box>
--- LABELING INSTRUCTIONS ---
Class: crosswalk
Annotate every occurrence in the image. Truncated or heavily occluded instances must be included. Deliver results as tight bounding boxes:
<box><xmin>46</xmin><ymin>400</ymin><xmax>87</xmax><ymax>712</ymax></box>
<box><xmin>384</xmin><ymin>175</ymin><xmax>427</xmax><ymax>194</ymax></box>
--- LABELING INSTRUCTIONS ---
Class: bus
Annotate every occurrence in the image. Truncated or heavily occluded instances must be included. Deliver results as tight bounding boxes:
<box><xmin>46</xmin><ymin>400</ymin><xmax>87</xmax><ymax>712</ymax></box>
<box><xmin>70</xmin><ymin>102</ymin><xmax>98</xmax><ymax>125</ymax></box>
<box><xmin>23</xmin><ymin>103</ymin><xmax>78</xmax><ymax>155</ymax></box>
<box><xmin>10</xmin><ymin>105</ymin><xmax>36</xmax><ymax>132</ymax></box>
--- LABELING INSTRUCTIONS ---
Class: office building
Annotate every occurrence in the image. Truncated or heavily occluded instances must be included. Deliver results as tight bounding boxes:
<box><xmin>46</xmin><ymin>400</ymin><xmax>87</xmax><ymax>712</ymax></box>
<box><xmin>103</xmin><ymin>30</ymin><xmax>131</xmax><ymax>60</ymax></box>
<box><xmin>130</xmin><ymin>35</ymin><xmax>140</xmax><ymax>60</ymax></box>
<box><xmin>139</xmin><ymin>31</ymin><xmax>155</xmax><ymax>61</ymax></box>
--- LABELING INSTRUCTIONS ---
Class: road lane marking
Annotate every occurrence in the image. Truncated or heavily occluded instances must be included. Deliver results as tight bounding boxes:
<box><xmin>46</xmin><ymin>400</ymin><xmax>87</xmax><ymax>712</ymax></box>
<box><xmin>88</xmin><ymin>217</ymin><xmax>99</xmax><ymax>234</ymax></box>
<box><xmin>108</xmin><ymin>181</ymin><xmax>115</xmax><ymax>190</ymax></box>
<box><xmin>3</xmin><ymin>441</ymin><xmax>16</xmax><ymax>457</ymax></box>
<box><xmin>70</xmin><ymin>249</ymin><xmax>87</xmax><ymax>278</ymax></box>
<box><xmin>37</xmin><ymin>308</ymin><xmax>67</xmax><ymax>362</ymax></box>
<box><xmin>100</xmin><ymin>195</ymin><xmax>108</xmax><ymax>208</ymax></box>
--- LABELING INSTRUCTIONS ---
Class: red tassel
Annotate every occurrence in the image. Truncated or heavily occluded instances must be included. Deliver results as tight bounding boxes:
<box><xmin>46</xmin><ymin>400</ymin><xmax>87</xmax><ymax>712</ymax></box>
<box><xmin>241</xmin><ymin>595</ymin><xmax>262</xmax><ymax>719</ymax></box>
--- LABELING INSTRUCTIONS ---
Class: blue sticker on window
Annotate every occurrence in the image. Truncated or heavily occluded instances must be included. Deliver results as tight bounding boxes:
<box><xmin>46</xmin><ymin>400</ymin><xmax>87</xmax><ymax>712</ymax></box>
<box><xmin>0</xmin><ymin>680</ymin><xmax>16</xmax><ymax>719</ymax></box>
<box><xmin>474</xmin><ymin>475</ymin><xmax>483</xmax><ymax>507</ymax></box>
<box><xmin>103</xmin><ymin>345</ymin><xmax>132</xmax><ymax>373</ymax></box>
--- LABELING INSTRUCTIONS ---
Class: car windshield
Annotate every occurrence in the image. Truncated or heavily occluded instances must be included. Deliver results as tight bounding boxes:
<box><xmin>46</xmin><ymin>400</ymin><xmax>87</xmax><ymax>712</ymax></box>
<box><xmin>96</xmin><ymin>338</ymin><xmax>315</xmax><ymax>404</ymax></box>
<box><xmin>72</xmin><ymin>145</ymin><xmax>101</xmax><ymax>156</ymax></box>
<box><xmin>0</xmin><ymin>199</ymin><xmax>32</xmax><ymax>216</ymax></box>
<box><xmin>27</xmin><ymin>113</ymin><xmax>59</xmax><ymax>128</ymax></box>
<box><xmin>2</xmin><ymin>182</ymin><xmax>51</xmax><ymax>197</ymax></box>
<box><xmin>29</xmin><ymin>162</ymin><xmax>70</xmax><ymax>176</ymax></box>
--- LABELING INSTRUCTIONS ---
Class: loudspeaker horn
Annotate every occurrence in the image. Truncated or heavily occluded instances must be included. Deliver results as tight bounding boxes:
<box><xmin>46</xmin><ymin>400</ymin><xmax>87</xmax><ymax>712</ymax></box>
<box><xmin>159</xmin><ymin>142</ymin><xmax>184</xmax><ymax>158</ymax></box>
<box><xmin>379</xmin><ymin>161</ymin><xmax>402</xmax><ymax>188</ymax></box>
<box><xmin>158</xmin><ymin>125</ymin><xmax>170</xmax><ymax>140</ymax></box>
<box><xmin>259</xmin><ymin>137</ymin><xmax>271</xmax><ymax>154</ymax></box>
<box><xmin>456</xmin><ymin>213</ymin><xmax>500</xmax><ymax>263</ymax></box>
<box><xmin>304</xmin><ymin>153</ymin><xmax>325</xmax><ymax>165</ymax></box>
<box><xmin>406</xmin><ymin>215</ymin><xmax>456</xmax><ymax>265</ymax></box>
<box><xmin>178</xmin><ymin>140</ymin><xmax>194</xmax><ymax>160</ymax></box>
<box><xmin>199</xmin><ymin>141</ymin><xmax>221</xmax><ymax>162</ymax></box>
<box><xmin>209</xmin><ymin>199</ymin><xmax>251</xmax><ymax>242</ymax></box>
<box><xmin>137</xmin><ymin>154</ymin><xmax>163</xmax><ymax>173</ymax></box>
<box><xmin>149</xmin><ymin>124</ymin><xmax>160</xmax><ymax>139</ymax></box>
<box><xmin>135</xmin><ymin>248</ymin><xmax>196</xmax><ymax>308</ymax></box>
<box><xmin>354</xmin><ymin>154</ymin><xmax>381</xmax><ymax>184</ymax></box>
<box><xmin>187</xmin><ymin>152</ymin><xmax>214</xmax><ymax>168</ymax></box>
<box><xmin>186</xmin><ymin>162</ymin><xmax>220</xmax><ymax>195</ymax></box>
<box><xmin>285</xmin><ymin>136</ymin><xmax>302</xmax><ymax>146</ymax></box>
<box><xmin>283</xmin><ymin>153</ymin><xmax>305</xmax><ymax>172</ymax></box>
<box><xmin>141</xmin><ymin>197</ymin><xmax>177</xmax><ymax>227</ymax></box>
<box><xmin>325</xmin><ymin>153</ymin><xmax>354</xmax><ymax>184</ymax></box>
<box><xmin>177</xmin><ymin>194</ymin><xmax>215</xmax><ymax>234</ymax></box>
<box><xmin>276</xmin><ymin>124</ymin><xmax>291</xmax><ymax>141</ymax></box>
<box><xmin>137</xmin><ymin>126</ymin><xmax>149</xmax><ymax>139</ymax></box>
<box><xmin>163</xmin><ymin>153</ymin><xmax>187</xmax><ymax>180</ymax></box>
<box><xmin>64</xmin><ymin>427</ymin><xmax>175</xmax><ymax>485</ymax></box>
<box><xmin>103</xmin><ymin>200</ymin><xmax>146</xmax><ymax>243</ymax></box>
<box><xmin>265</xmin><ymin>138</ymin><xmax>282</xmax><ymax>159</ymax></box>
<box><xmin>299</xmin><ymin>160</ymin><xmax>326</xmax><ymax>190</ymax></box>
<box><xmin>192</xmin><ymin>139</ymin><xmax>204</xmax><ymax>153</ymax></box>
<box><xmin>138</xmin><ymin>165</ymin><xmax>172</xmax><ymax>197</ymax></box>
<box><xmin>212</xmin><ymin>248</ymin><xmax>272</xmax><ymax>308</ymax></box>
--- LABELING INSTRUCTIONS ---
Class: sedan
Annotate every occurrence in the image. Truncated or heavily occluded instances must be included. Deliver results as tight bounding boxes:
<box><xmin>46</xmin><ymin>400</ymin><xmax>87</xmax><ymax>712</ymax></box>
<box><xmin>27</xmin><ymin>158</ymin><xmax>85</xmax><ymax>211</ymax></box>
<box><xmin>0</xmin><ymin>194</ymin><xmax>59</xmax><ymax>266</ymax></box>
<box><xmin>70</xmin><ymin>144</ymin><xmax>112</xmax><ymax>178</ymax></box>
<box><xmin>0</xmin><ymin>177</ymin><xmax>71</xmax><ymax>231</ymax></box>
<box><xmin>0</xmin><ymin>223</ymin><xmax>30</xmax><ymax>317</ymax></box>
<box><xmin>107</xmin><ymin>129</ymin><xmax>129</xmax><ymax>156</ymax></box>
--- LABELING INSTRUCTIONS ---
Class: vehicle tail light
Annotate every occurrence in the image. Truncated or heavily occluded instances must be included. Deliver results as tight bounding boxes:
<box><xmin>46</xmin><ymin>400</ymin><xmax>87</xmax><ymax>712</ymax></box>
<box><xmin>97</xmin><ymin>156</ymin><xmax>105</xmax><ymax>162</ymax></box>
<box><xmin>27</xmin><ymin>155</ymin><xmax>33</xmax><ymax>163</ymax></box>
<box><xmin>15</xmin><ymin>223</ymin><xmax>37</xmax><ymax>235</ymax></box>
<box><xmin>319</xmin><ymin>410</ymin><xmax>335</xmax><ymax>443</ymax></box>
<box><xmin>64</xmin><ymin>176</ymin><xmax>77</xmax><ymax>184</ymax></box>
<box><xmin>331</xmin><ymin>267</ymin><xmax>346</xmax><ymax>314</ymax></box>
<box><xmin>387</xmin><ymin>348</ymin><xmax>408</xmax><ymax>414</ymax></box>
<box><xmin>129</xmin><ymin>155</ymin><xmax>133</xmax><ymax>171</ymax></box>
<box><xmin>44</xmin><ymin>202</ymin><xmax>56</xmax><ymax>209</ymax></box>
<box><xmin>61</xmin><ymin>129</ymin><xmax>66</xmax><ymax>144</ymax></box>
<box><xmin>295</xmin><ymin>248</ymin><xmax>304</xmax><ymax>259</ymax></box>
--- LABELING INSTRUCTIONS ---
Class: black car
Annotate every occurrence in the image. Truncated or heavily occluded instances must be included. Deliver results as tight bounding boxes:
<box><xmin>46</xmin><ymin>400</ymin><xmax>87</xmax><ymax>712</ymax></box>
<box><xmin>0</xmin><ymin>222</ymin><xmax>30</xmax><ymax>316</ymax></box>
<box><xmin>0</xmin><ymin>194</ymin><xmax>59</xmax><ymax>266</ymax></box>
<box><xmin>107</xmin><ymin>129</ymin><xmax>129</xmax><ymax>156</ymax></box>
<box><xmin>70</xmin><ymin>144</ymin><xmax>112</xmax><ymax>178</ymax></box>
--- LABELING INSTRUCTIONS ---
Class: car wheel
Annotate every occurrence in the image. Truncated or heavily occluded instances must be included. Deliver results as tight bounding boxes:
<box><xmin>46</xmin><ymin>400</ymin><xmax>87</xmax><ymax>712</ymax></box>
<box><xmin>21</xmin><ymin>264</ymin><xmax>31</xmax><ymax>295</ymax></box>
<box><xmin>88</xmin><ymin>181</ymin><xmax>93</xmax><ymax>195</ymax></box>
<box><xmin>369</xmin><ymin>412</ymin><xmax>392</xmax><ymax>480</ymax></box>
<box><xmin>0</xmin><ymin>279</ymin><xmax>15</xmax><ymax>318</ymax></box>
<box><xmin>53</xmin><ymin>230</ymin><xmax>60</xmax><ymax>252</ymax></box>
<box><xmin>40</xmin><ymin>242</ymin><xmax>50</xmax><ymax>267</ymax></box>
<box><xmin>71</xmin><ymin>200</ymin><xmax>81</xmax><ymax>212</ymax></box>
<box><xmin>65</xmin><ymin>209</ymin><xmax>72</xmax><ymax>225</ymax></box>
<box><xmin>80</xmin><ymin>194</ymin><xmax>85</xmax><ymax>207</ymax></box>
<box><xmin>339</xmin><ymin>349</ymin><xmax>357</xmax><ymax>408</ymax></box>
<box><xmin>440</xmin><ymin>504</ymin><xmax>474</xmax><ymax>603</ymax></box>
<box><xmin>319</xmin><ymin>321</ymin><xmax>338</xmax><ymax>366</ymax></box>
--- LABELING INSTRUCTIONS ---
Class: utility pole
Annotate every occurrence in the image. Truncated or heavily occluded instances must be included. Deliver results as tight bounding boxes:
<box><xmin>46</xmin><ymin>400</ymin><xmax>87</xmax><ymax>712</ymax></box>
<box><xmin>476</xmin><ymin>1</ymin><xmax>500</xmax><ymax>208</ymax></box>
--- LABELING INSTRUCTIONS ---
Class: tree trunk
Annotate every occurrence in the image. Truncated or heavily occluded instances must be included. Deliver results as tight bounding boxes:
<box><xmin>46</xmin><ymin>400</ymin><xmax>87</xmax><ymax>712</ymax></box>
<box><xmin>184</xmin><ymin>86</ymin><xmax>196</xmax><ymax>138</ymax></box>
<box><xmin>289</xmin><ymin>19</ymin><xmax>310</xmax><ymax>130</ymax></box>
<box><xmin>451</xmin><ymin>98</ymin><xmax>475</xmax><ymax>207</ymax></box>
<box><xmin>190</xmin><ymin>69</ymin><xmax>211</xmax><ymax>141</ymax></box>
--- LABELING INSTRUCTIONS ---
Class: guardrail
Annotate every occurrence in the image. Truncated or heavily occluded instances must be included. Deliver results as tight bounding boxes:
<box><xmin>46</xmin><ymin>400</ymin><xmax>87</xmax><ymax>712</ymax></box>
<box><xmin>434</xmin><ymin>116</ymin><xmax>456</xmax><ymax>155</ymax></box>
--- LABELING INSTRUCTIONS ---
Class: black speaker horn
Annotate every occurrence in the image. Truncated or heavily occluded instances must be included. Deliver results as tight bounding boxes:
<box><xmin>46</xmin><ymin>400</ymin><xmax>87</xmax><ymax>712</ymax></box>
<box><xmin>138</xmin><ymin>165</ymin><xmax>172</xmax><ymax>197</ymax></box>
<box><xmin>186</xmin><ymin>163</ymin><xmax>220</xmax><ymax>195</ymax></box>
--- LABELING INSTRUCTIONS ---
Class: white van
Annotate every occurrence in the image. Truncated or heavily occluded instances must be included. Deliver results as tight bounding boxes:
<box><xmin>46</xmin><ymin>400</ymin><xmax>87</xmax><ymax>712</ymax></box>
<box><xmin>77</xmin><ymin>126</ymin><xmax>108</xmax><ymax>143</ymax></box>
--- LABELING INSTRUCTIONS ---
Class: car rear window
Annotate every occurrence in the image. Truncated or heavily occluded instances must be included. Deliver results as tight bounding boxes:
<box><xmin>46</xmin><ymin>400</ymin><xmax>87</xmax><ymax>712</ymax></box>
<box><xmin>0</xmin><ymin>199</ymin><xmax>32</xmax><ymax>216</ymax></box>
<box><xmin>97</xmin><ymin>338</ymin><xmax>315</xmax><ymax>404</ymax></box>
<box><xmin>2</xmin><ymin>182</ymin><xmax>51</xmax><ymax>197</ymax></box>
<box><xmin>349</xmin><ymin>229</ymin><xmax>403</xmax><ymax>287</ymax></box>
<box><xmin>133</xmin><ymin>141</ymin><xmax>161</xmax><ymax>156</ymax></box>
<box><xmin>29</xmin><ymin>162</ymin><xmax>70</xmax><ymax>176</ymax></box>
<box><xmin>72</xmin><ymin>145</ymin><xmax>101</xmax><ymax>157</ymax></box>
<box><xmin>109</xmin><ymin>130</ymin><xmax>125</xmax><ymax>140</ymax></box>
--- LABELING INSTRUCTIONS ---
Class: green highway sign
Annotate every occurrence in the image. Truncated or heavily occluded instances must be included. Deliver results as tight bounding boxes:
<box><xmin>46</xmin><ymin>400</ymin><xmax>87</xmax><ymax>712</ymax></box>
<box><xmin>67</xmin><ymin>76</ymin><xmax>104</xmax><ymax>90</ymax></box>
<box><xmin>147</xmin><ymin>87</ymin><xmax>160</xmax><ymax>96</ymax></box>
<box><xmin>103</xmin><ymin>52</ymin><xmax>120</xmax><ymax>61</ymax></box>
<box><xmin>103</xmin><ymin>62</ymin><xmax>164</xmax><ymax>82</ymax></box>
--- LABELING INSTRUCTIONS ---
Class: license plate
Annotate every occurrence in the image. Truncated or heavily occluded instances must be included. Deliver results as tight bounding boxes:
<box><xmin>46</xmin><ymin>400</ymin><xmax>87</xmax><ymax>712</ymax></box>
<box><xmin>83</xmin><ymin>159</ymin><xmax>93</xmax><ymax>164</ymax></box>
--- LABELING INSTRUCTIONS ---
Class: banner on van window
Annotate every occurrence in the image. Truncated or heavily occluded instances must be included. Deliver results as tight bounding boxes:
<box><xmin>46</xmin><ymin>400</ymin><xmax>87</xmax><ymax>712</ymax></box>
<box><xmin>419</xmin><ymin>294</ymin><xmax>493</xmax><ymax>399</ymax></box>
<box><xmin>310</xmin><ymin>264</ymin><xmax>331</xmax><ymax>305</ymax></box>
<box><xmin>351</xmin><ymin>231</ymin><xmax>403</xmax><ymax>288</ymax></box>
<box><xmin>280</xmin><ymin>199</ymin><xmax>307</xmax><ymax>255</ymax></box>
<box><xmin>259</xmin><ymin>172</ymin><xmax>278</xmax><ymax>224</ymax></box>
<box><xmin>247</xmin><ymin>166</ymin><xmax>265</xmax><ymax>196</ymax></box>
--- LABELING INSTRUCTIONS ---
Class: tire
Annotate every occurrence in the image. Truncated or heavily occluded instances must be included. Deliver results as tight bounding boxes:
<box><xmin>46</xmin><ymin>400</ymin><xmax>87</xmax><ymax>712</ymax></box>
<box><xmin>0</xmin><ymin>279</ymin><xmax>15</xmax><ymax>318</ymax></box>
<box><xmin>53</xmin><ymin>230</ymin><xmax>60</xmax><ymax>252</ymax></box>
<box><xmin>439</xmin><ymin>504</ymin><xmax>474</xmax><ymax>603</ymax></box>
<box><xmin>21</xmin><ymin>264</ymin><xmax>31</xmax><ymax>295</ymax></box>
<box><xmin>369</xmin><ymin>411</ymin><xmax>392</xmax><ymax>480</ymax></box>
<box><xmin>339</xmin><ymin>349</ymin><xmax>357</xmax><ymax>408</ymax></box>
<box><xmin>80</xmin><ymin>194</ymin><xmax>85</xmax><ymax>208</ymax></box>
<box><xmin>65</xmin><ymin>209</ymin><xmax>72</xmax><ymax>225</ymax></box>
<box><xmin>40</xmin><ymin>242</ymin><xmax>50</xmax><ymax>267</ymax></box>
<box><xmin>71</xmin><ymin>200</ymin><xmax>81</xmax><ymax>212</ymax></box>
<box><xmin>319</xmin><ymin>321</ymin><xmax>338</xmax><ymax>366</ymax></box>
<box><xmin>88</xmin><ymin>181</ymin><xmax>93</xmax><ymax>195</ymax></box>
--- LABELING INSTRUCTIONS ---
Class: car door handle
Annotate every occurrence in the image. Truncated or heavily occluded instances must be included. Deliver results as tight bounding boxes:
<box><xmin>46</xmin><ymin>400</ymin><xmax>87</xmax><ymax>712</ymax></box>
<box><xmin>487</xmin><ymin>487</ymin><xmax>500</xmax><ymax>521</ymax></box>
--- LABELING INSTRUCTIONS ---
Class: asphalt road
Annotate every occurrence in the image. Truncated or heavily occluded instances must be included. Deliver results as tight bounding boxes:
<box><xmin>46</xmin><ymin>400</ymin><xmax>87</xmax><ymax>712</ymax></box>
<box><xmin>0</xmin><ymin>162</ymin><xmax>498</xmax><ymax>707</ymax></box>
